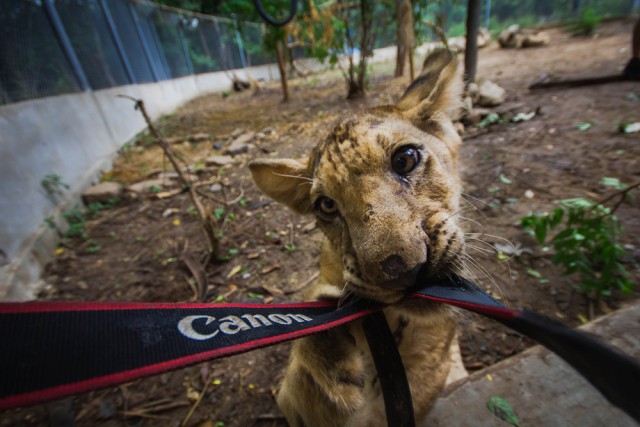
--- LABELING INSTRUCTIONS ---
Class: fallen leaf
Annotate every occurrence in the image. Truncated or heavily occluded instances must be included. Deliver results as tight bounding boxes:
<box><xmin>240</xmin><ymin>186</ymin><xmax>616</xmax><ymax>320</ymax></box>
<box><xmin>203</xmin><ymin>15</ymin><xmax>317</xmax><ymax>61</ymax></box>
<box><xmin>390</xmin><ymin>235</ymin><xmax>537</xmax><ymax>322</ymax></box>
<box><xmin>55</xmin><ymin>248</ymin><xmax>65</xmax><ymax>256</ymax></box>
<box><xmin>526</xmin><ymin>268</ymin><xmax>542</xmax><ymax>279</ymax></box>
<box><xmin>511</xmin><ymin>111</ymin><xmax>535</xmax><ymax>122</ymax></box>
<box><xmin>302</xmin><ymin>220</ymin><xmax>317</xmax><ymax>233</ymax></box>
<box><xmin>226</xmin><ymin>265</ymin><xmax>242</xmax><ymax>279</ymax></box>
<box><xmin>487</xmin><ymin>396</ymin><xmax>521</xmax><ymax>427</ymax></box>
<box><xmin>261</xmin><ymin>263</ymin><xmax>281</xmax><ymax>275</ymax></box>
<box><xmin>262</xmin><ymin>284</ymin><xmax>285</xmax><ymax>297</ymax></box>
<box><xmin>172</xmin><ymin>218</ymin><xmax>181</xmax><ymax>226</ymax></box>
<box><xmin>247</xmin><ymin>252</ymin><xmax>261</xmax><ymax>259</ymax></box>
<box><xmin>156</xmin><ymin>189</ymin><xmax>183</xmax><ymax>199</ymax></box>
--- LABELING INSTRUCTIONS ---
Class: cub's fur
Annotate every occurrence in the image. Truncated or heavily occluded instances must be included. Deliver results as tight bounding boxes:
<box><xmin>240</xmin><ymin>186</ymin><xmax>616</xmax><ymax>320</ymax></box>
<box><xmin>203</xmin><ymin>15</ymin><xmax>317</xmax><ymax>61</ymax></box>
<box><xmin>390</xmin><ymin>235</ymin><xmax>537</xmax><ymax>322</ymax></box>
<box><xmin>249</xmin><ymin>49</ymin><xmax>464</xmax><ymax>426</ymax></box>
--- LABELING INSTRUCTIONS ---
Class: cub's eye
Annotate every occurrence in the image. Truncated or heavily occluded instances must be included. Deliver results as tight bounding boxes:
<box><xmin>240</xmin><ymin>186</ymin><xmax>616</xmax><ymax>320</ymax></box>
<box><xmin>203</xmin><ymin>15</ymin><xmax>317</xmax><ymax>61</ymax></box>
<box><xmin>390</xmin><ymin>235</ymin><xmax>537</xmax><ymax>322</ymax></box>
<box><xmin>316</xmin><ymin>197</ymin><xmax>338</xmax><ymax>216</ymax></box>
<box><xmin>391</xmin><ymin>146</ymin><xmax>420</xmax><ymax>175</ymax></box>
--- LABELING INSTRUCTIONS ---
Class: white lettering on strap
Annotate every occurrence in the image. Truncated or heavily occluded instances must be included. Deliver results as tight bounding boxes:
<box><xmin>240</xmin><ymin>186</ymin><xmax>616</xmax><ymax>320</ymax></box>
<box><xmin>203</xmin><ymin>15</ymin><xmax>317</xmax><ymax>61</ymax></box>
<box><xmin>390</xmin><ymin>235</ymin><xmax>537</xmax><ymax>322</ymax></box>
<box><xmin>177</xmin><ymin>313</ymin><xmax>313</xmax><ymax>341</ymax></box>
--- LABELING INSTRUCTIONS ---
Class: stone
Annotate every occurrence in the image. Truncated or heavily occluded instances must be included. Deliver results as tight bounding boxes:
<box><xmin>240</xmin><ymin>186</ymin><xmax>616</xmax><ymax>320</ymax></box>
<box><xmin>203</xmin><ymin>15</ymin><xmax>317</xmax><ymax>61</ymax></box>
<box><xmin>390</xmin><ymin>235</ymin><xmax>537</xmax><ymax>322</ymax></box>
<box><xmin>467</xmin><ymin>82</ymin><xmax>480</xmax><ymax>104</ymax></box>
<box><xmin>477</xmin><ymin>80</ymin><xmax>506</xmax><ymax>107</ymax></box>
<box><xmin>189</xmin><ymin>132</ymin><xmax>210</xmax><ymax>142</ymax></box>
<box><xmin>164</xmin><ymin>136</ymin><xmax>184</xmax><ymax>144</ymax></box>
<box><xmin>209</xmin><ymin>183</ymin><xmax>222</xmax><ymax>193</ymax></box>
<box><xmin>477</xmin><ymin>27</ymin><xmax>491</xmax><ymax>48</ymax></box>
<box><xmin>498</xmin><ymin>24</ymin><xmax>523</xmax><ymax>48</ymax></box>
<box><xmin>522</xmin><ymin>32</ymin><xmax>550</xmax><ymax>48</ymax></box>
<box><xmin>224</xmin><ymin>132</ymin><xmax>255</xmax><ymax>156</ymax></box>
<box><xmin>205</xmin><ymin>155</ymin><xmax>235</xmax><ymax>167</ymax></box>
<box><xmin>82</xmin><ymin>182</ymin><xmax>123</xmax><ymax>204</ymax></box>
<box><xmin>128</xmin><ymin>178</ymin><xmax>168</xmax><ymax>193</ymax></box>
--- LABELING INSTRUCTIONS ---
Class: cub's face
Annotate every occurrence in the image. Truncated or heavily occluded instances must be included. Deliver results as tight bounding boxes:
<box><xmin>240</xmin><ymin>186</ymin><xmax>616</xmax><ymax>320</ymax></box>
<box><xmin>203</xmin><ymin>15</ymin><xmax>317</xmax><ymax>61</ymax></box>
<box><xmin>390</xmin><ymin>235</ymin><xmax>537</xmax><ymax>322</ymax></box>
<box><xmin>308</xmin><ymin>111</ymin><xmax>463</xmax><ymax>303</ymax></box>
<box><xmin>250</xmin><ymin>49</ymin><xmax>464</xmax><ymax>304</ymax></box>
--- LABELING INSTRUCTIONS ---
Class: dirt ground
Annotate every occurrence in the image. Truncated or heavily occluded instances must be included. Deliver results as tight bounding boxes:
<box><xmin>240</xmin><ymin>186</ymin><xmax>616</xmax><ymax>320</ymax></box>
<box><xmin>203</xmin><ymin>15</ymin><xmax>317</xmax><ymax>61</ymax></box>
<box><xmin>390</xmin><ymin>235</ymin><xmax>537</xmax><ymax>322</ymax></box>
<box><xmin>3</xmin><ymin>18</ymin><xmax>639</xmax><ymax>427</ymax></box>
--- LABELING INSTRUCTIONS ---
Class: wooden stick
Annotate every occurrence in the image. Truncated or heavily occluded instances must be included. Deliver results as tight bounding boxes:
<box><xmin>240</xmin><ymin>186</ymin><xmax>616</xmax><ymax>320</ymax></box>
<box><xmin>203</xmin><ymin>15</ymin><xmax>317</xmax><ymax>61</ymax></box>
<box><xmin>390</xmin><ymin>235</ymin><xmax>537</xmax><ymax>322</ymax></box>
<box><xmin>119</xmin><ymin>96</ymin><xmax>219</xmax><ymax>259</ymax></box>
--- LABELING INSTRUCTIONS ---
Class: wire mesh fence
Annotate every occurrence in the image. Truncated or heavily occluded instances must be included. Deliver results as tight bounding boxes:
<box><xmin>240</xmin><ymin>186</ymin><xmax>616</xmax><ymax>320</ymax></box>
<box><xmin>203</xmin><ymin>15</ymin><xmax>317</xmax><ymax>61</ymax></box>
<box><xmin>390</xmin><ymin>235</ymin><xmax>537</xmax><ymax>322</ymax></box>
<box><xmin>1</xmin><ymin>0</ymin><xmax>637</xmax><ymax>105</ymax></box>
<box><xmin>0</xmin><ymin>0</ymin><xmax>277</xmax><ymax>105</ymax></box>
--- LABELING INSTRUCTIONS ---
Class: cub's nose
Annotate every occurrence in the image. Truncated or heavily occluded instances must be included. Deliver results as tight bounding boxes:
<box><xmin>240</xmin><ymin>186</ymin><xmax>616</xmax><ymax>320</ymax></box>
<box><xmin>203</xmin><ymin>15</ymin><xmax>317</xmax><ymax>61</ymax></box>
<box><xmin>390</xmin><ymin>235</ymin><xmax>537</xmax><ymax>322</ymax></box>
<box><xmin>382</xmin><ymin>255</ymin><xmax>407</xmax><ymax>277</ymax></box>
<box><xmin>380</xmin><ymin>255</ymin><xmax>423</xmax><ymax>290</ymax></box>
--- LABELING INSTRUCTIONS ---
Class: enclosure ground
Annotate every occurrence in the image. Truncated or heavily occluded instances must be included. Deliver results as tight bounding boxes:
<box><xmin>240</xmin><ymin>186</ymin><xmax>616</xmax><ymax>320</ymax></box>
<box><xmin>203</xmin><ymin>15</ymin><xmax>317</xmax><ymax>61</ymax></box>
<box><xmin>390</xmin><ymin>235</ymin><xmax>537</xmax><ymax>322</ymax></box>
<box><xmin>3</xmin><ymin>18</ymin><xmax>639</xmax><ymax>427</ymax></box>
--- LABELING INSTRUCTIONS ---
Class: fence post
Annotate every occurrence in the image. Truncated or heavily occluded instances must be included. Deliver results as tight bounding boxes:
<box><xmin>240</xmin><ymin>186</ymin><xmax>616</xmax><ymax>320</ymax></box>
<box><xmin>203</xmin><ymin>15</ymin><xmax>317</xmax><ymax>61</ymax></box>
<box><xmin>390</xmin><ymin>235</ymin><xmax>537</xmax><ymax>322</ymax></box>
<box><xmin>177</xmin><ymin>25</ymin><xmax>195</xmax><ymax>75</ymax></box>
<box><xmin>42</xmin><ymin>0</ymin><xmax>91</xmax><ymax>91</ymax></box>
<box><xmin>99</xmin><ymin>0</ymin><xmax>136</xmax><ymax>84</ymax></box>
<box><xmin>127</xmin><ymin>1</ymin><xmax>160</xmax><ymax>82</ymax></box>
<box><xmin>235</xmin><ymin>26</ymin><xmax>248</xmax><ymax>69</ymax></box>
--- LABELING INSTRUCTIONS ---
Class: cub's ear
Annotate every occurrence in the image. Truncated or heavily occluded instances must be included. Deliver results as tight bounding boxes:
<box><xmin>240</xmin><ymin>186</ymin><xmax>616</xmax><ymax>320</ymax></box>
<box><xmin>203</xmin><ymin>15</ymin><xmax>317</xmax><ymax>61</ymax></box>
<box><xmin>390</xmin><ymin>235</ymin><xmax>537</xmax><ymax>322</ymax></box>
<box><xmin>395</xmin><ymin>48</ymin><xmax>462</xmax><ymax>126</ymax></box>
<box><xmin>249</xmin><ymin>158</ymin><xmax>312</xmax><ymax>215</ymax></box>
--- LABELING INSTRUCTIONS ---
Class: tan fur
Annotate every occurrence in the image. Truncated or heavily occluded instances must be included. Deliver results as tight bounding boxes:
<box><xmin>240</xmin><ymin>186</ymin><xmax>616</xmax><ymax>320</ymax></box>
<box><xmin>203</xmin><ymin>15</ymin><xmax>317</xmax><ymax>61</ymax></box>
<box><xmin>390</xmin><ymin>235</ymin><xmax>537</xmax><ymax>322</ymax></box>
<box><xmin>249</xmin><ymin>49</ymin><xmax>465</xmax><ymax>426</ymax></box>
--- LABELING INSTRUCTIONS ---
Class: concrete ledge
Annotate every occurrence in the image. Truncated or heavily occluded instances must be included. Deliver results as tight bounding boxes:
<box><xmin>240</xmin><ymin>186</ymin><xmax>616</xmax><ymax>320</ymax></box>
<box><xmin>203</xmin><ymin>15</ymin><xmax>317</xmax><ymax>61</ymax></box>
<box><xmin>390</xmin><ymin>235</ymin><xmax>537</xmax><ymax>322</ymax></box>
<box><xmin>423</xmin><ymin>304</ymin><xmax>640</xmax><ymax>426</ymax></box>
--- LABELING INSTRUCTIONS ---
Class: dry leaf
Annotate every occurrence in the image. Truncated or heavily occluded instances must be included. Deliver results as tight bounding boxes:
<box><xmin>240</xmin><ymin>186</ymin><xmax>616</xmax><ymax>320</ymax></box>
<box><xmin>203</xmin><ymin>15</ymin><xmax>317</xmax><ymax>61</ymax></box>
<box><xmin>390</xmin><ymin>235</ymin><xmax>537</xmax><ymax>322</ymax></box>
<box><xmin>226</xmin><ymin>265</ymin><xmax>242</xmax><ymax>279</ymax></box>
<box><xmin>261</xmin><ymin>263</ymin><xmax>281</xmax><ymax>275</ymax></box>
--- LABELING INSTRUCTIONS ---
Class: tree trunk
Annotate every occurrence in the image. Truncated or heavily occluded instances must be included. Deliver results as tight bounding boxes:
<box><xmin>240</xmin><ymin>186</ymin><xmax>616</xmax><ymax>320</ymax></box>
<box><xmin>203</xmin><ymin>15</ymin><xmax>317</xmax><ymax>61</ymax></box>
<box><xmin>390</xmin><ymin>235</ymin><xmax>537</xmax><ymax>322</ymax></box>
<box><xmin>394</xmin><ymin>0</ymin><xmax>414</xmax><ymax>79</ymax></box>
<box><xmin>464</xmin><ymin>0</ymin><xmax>481</xmax><ymax>85</ymax></box>
<box><xmin>275</xmin><ymin>40</ymin><xmax>289</xmax><ymax>102</ymax></box>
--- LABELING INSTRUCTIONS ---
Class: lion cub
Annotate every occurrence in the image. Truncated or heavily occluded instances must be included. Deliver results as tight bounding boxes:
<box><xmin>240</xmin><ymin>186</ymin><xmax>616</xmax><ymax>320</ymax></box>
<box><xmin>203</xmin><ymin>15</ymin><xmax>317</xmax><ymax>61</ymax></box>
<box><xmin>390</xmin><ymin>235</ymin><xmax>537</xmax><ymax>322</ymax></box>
<box><xmin>250</xmin><ymin>49</ymin><xmax>465</xmax><ymax>426</ymax></box>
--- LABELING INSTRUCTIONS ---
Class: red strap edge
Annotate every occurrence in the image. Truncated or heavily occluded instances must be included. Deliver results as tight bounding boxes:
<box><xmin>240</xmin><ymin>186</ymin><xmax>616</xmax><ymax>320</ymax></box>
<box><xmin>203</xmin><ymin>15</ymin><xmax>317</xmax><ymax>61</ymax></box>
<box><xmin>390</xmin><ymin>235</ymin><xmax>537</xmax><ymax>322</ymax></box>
<box><xmin>0</xmin><ymin>305</ymin><xmax>379</xmax><ymax>411</ymax></box>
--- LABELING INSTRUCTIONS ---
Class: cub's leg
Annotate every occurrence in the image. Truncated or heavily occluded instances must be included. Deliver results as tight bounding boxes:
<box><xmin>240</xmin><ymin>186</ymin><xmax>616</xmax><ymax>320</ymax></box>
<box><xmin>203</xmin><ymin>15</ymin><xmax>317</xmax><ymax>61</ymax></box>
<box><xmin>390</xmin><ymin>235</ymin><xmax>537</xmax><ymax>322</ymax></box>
<box><xmin>277</xmin><ymin>322</ymin><xmax>365</xmax><ymax>427</ymax></box>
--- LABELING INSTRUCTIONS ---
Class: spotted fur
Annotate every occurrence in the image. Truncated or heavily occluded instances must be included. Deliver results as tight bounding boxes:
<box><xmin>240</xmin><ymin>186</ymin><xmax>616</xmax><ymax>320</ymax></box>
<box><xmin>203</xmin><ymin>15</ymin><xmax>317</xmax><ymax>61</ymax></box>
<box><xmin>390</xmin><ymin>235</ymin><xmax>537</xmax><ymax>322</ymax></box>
<box><xmin>250</xmin><ymin>49</ymin><xmax>465</xmax><ymax>427</ymax></box>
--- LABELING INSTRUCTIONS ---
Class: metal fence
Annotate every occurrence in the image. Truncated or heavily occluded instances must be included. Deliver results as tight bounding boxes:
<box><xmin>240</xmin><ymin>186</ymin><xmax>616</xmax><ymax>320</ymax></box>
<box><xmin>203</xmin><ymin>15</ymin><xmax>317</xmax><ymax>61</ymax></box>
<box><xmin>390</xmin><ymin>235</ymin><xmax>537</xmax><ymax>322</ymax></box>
<box><xmin>0</xmin><ymin>0</ymin><xmax>271</xmax><ymax>105</ymax></box>
<box><xmin>2</xmin><ymin>0</ymin><xmax>637</xmax><ymax>105</ymax></box>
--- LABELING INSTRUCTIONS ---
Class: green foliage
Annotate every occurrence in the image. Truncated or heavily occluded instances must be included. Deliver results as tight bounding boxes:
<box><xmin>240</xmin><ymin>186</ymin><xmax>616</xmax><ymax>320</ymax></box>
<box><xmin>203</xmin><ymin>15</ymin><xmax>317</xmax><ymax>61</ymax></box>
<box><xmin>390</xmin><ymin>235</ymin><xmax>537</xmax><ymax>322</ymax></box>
<box><xmin>566</xmin><ymin>7</ymin><xmax>601</xmax><ymax>36</ymax></box>
<box><xmin>41</xmin><ymin>174</ymin><xmax>69</xmax><ymax>198</ymax></box>
<box><xmin>63</xmin><ymin>206</ymin><xmax>89</xmax><ymax>240</ymax></box>
<box><xmin>521</xmin><ymin>196</ymin><xmax>633</xmax><ymax>297</ymax></box>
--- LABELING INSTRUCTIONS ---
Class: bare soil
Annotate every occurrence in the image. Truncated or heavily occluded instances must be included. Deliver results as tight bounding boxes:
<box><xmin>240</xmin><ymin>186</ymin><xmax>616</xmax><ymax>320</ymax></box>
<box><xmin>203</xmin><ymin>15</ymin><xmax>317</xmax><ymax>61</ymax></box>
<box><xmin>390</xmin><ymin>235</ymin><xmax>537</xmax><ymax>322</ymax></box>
<box><xmin>3</xmin><ymin>18</ymin><xmax>640</xmax><ymax>427</ymax></box>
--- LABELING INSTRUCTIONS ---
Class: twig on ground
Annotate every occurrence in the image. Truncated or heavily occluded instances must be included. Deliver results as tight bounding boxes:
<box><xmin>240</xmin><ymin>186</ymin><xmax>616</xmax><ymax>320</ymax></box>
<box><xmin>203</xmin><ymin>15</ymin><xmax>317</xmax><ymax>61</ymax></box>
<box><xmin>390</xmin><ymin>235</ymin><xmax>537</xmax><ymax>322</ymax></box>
<box><xmin>181</xmin><ymin>372</ymin><xmax>213</xmax><ymax>427</ymax></box>
<box><xmin>119</xmin><ymin>96</ymin><xmax>218</xmax><ymax>259</ymax></box>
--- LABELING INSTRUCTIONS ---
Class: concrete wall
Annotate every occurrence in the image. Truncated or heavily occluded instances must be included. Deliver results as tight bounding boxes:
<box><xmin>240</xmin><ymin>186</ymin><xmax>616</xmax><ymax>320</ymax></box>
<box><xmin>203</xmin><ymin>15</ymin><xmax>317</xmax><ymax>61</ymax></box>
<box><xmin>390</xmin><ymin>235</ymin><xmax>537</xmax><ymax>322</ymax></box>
<box><xmin>0</xmin><ymin>44</ymin><xmax>430</xmax><ymax>301</ymax></box>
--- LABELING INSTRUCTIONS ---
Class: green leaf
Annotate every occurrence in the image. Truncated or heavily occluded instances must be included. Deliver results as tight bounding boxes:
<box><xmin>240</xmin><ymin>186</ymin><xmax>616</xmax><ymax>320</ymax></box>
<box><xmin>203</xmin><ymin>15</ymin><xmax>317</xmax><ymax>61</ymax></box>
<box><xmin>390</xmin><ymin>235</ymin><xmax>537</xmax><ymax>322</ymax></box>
<box><xmin>599</xmin><ymin>177</ymin><xmax>628</xmax><ymax>190</ymax></box>
<box><xmin>526</xmin><ymin>268</ymin><xmax>542</xmax><ymax>278</ymax></box>
<box><xmin>247</xmin><ymin>292</ymin><xmax>263</xmax><ymax>299</ymax></box>
<box><xmin>557</xmin><ymin>198</ymin><xmax>594</xmax><ymax>209</ymax></box>
<box><xmin>487</xmin><ymin>396</ymin><xmax>521</xmax><ymax>427</ymax></box>
<box><xmin>499</xmin><ymin>175</ymin><xmax>513</xmax><ymax>184</ymax></box>
<box><xmin>575</xmin><ymin>121</ymin><xmax>592</xmax><ymax>131</ymax></box>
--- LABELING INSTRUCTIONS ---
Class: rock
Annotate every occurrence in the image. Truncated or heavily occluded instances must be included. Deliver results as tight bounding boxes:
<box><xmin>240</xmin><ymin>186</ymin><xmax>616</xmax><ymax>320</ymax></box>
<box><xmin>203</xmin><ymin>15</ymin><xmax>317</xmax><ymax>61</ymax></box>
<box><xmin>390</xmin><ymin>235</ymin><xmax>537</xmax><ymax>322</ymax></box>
<box><xmin>477</xmin><ymin>27</ymin><xmax>491</xmax><ymax>48</ymax></box>
<box><xmin>205</xmin><ymin>155</ymin><xmax>235</xmax><ymax>167</ymax></box>
<box><xmin>164</xmin><ymin>136</ymin><xmax>184</xmax><ymax>144</ymax></box>
<box><xmin>477</xmin><ymin>80</ymin><xmax>506</xmax><ymax>107</ymax></box>
<box><xmin>224</xmin><ymin>131</ymin><xmax>255</xmax><ymax>156</ymax></box>
<box><xmin>189</xmin><ymin>132</ymin><xmax>210</xmax><ymax>142</ymax></box>
<box><xmin>128</xmin><ymin>178</ymin><xmax>168</xmax><ymax>193</ymax></box>
<box><xmin>212</xmin><ymin>141</ymin><xmax>223</xmax><ymax>150</ymax></box>
<box><xmin>467</xmin><ymin>82</ymin><xmax>480</xmax><ymax>104</ymax></box>
<box><xmin>522</xmin><ymin>32</ymin><xmax>550</xmax><ymax>48</ymax></box>
<box><xmin>82</xmin><ymin>182</ymin><xmax>123</xmax><ymax>204</ymax></box>
<box><xmin>230</xmin><ymin>128</ymin><xmax>244</xmax><ymax>138</ymax></box>
<box><xmin>209</xmin><ymin>183</ymin><xmax>222</xmax><ymax>193</ymax></box>
<box><xmin>498</xmin><ymin>24</ymin><xmax>523</xmax><ymax>48</ymax></box>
